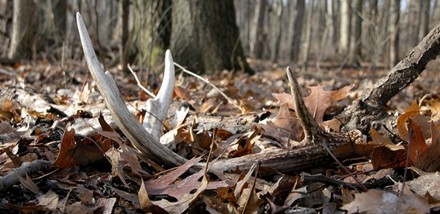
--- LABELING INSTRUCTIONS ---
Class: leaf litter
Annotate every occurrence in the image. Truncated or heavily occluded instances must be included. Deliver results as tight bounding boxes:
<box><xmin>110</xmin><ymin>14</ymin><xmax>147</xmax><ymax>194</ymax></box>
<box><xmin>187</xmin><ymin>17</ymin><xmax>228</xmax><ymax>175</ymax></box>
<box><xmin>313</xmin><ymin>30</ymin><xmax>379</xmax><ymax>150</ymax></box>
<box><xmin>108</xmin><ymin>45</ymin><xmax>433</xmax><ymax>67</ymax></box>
<box><xmin>0</xmin><ymin>61</ymin><xmax>439</xmax><ymax>213</ymax></box>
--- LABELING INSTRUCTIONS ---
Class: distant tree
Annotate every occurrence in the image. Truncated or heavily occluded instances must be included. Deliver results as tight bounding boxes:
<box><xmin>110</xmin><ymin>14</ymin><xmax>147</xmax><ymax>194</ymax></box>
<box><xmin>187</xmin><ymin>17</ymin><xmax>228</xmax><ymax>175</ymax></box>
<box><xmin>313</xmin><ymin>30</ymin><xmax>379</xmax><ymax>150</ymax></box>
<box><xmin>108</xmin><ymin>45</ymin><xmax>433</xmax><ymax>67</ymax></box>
<box><xmin>120</xmin><ymin>0</ymin><xmax>130</xmax><ymax>71</ymax></box>
<box><xmin>129</xmin><ymin>0</ymin><xmax>172</xmax><ymax>68</ymax></box>
<box><xmin>389</xmin><ymin>0</ymin><xmax>400</xmax><ymax>68</ymax></box>
<box><xmin>300</xmin><ymin>0</ymin><xmax>315</xmax><ymax>71</ymax></box>
<box><xmin>418</xmin><ymin>1</ymin><xmax>430</xmax><ymax>41</ymax></box>
<box><xmin>349</xmin><ymin>0</ymin><xmax>362</xmax><ymax>67</ymax></box>
<box><xmin>8</xmin><ymin>0</ymin><xmax>33</xmax><ymax>60</ymax></box>
<box><xmin>170</xmin><ymin>0</ymin><xmax>252</xmax><ymax>74</ymax></box>
<box><xmin>50</xmin><ymin>0</ymin><xmax>66</xmax><ymax>41</ymax></box>
<box><xmin>269</xmin><ymin>0</ymin><xmax>283</xmax><ymax>62</ymax></box>
<box><xmin>249</xmin><ymin>0</ymin><xmax>267</xmax><ymax>59</ymax></box>
<box><xmin>338</xmin><ymin>0</ymin><xmax>351</xmax><ymax>57</ymax></box>
<box><xmin>290</xmin><ymin>0</ymin><xmax>305</xmax><ymax>62</ymax></box>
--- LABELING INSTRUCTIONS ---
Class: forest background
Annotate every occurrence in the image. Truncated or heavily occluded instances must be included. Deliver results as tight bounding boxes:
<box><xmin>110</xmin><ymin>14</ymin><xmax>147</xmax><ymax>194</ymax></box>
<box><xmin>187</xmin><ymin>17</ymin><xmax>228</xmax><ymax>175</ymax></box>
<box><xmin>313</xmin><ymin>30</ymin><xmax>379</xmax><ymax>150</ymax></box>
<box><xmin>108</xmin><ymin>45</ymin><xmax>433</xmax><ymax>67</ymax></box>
<box><xmin>1</xmin><ymin>0</ymin><xmax>437</xmax><ymax>74</ymax></box>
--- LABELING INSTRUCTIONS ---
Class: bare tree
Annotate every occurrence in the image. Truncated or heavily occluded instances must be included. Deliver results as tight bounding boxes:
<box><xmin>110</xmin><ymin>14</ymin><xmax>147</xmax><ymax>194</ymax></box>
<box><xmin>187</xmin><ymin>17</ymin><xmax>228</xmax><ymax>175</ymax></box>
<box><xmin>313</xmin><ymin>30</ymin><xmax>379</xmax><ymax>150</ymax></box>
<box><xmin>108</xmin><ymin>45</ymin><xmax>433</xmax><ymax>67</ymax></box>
<box><xmin>120</xmin><ymin>0</ymin><xmax>130</xmax><ymax>71</ymax></box>
<box><xmin>129</xmin><ymin>0</ymin><xmax>172</xmax><ymax>68</ymax></box>
<box><xmin>389</xmin><ymin>0</ymin><xmax>400</xmax><ymax>68</ymax></box>
<box><xmin>170</xmin><ymin>0</ymin><xmax>252</xmax><ymax>74</ymax></box>
<box><xmin>8</xmin><ymin>0</ymin><xmax>33</xmax><ymax>60</ymax></box>
<box><xmin>290</xmin><ymin>0</ymin><xmax>305</xmax><ymax>62</ymax></box>
<box><xmin>300</xmin><ymin>0</ymin><xmax>315</xmax><ymax>71</ymax></box>
<box><xmin>418</xmin><ymin>1</ymin><xmax>430</xmax><ymax>41</ymax></box>
<box><xmin>349</xmin><ymin>0</ymin><xmax>362</xmax><ymax>67</ymax></box>
<box><xmin>269</xmin><ymin>0</ymin><xmax>283</xmax><ymax>62</ymax></box>
<box><xmin>338</xmin><ymin>0</ymin><xmax>351</xmax><ymax>58</ymax></box>
<box><xmin>249</xmin><ymin>0</ymin><xmax>267</xmax><ymax>59</ymax></box>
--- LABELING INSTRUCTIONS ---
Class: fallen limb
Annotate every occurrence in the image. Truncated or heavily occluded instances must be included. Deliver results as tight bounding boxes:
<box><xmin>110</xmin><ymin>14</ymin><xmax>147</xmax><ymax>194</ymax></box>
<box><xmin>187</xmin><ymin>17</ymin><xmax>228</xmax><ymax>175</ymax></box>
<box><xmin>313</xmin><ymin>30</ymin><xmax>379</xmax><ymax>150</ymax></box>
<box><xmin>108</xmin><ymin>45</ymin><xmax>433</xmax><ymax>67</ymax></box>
<box><xmin>0</xmin><ymin>160</ymin><xmax>52</xmax><ymax>191</ymax></box>
<box><xmin>342</xmin><ymin>22</ymin><xmax>440</xmax><ymax>137</ymax></box>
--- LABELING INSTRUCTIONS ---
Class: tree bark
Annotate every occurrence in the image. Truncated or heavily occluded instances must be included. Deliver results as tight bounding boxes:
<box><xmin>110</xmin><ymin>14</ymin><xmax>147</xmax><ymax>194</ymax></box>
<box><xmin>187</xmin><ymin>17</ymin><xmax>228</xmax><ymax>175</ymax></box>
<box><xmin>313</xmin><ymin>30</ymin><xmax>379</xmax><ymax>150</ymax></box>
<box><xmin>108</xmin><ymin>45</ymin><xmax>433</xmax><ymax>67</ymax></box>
<box><xmin>389</xmin><ymin>0</ymin><xmax>400</xmax><ymax>68</ymax></box>
<box><xmin>338</xmin><ymin>0</ymin><xmax>351</xmax><ymax>57</ymax></box>
<box><xmin>269</xmin><ymin>0</ymin><xmax>283</xmax><ymax>62</ymax></box>
<box><xmin>170</xmin><ymin>0</ymin><xmax>252</xmax><ymax>74</ymax></box>
<box><xmin>348</xmin><ymin>0</ymin><xmax>362</xmax><ymax>67</ymax></box>
<box><xmin>249</xmin><ymin>0</ymin><xmax>267</xmax><ymax>59</ymax></box>
<box><xmin>343</xmin><ymin>21</ymin><xmax>440</xmax><ymax>138</ymax></box>
<box><xmin>120</xmin><ymin>0</ymin><xmax>130</xmax><ymax>71</ymax></box>
<box><xmin>8</xmin><ymin>0</ymin><xmax>33</xmax><ymax>60</ymax></box>
<box><xmin>130</xmin><ymin>0</ymin><xmax>172</xmax><ymax>68</ymax></box>
<box><xmin>366</xmin><ymin>0</ymin><xmax>378</xmax><ymax>69</ymax></box>
<box><xmin>300</xmin><ymin>0</ymin><xmax>315</xmax><ymax>71</ymax></box>
<box><xmin>418</xmin><ymin>1</ymin><xmax>430</xmax><ymax>41</ymax></box>
<box><xmin>290</xmin><ymin>0</ymin><xmax>305</xmax><ymax>62</ymax></box>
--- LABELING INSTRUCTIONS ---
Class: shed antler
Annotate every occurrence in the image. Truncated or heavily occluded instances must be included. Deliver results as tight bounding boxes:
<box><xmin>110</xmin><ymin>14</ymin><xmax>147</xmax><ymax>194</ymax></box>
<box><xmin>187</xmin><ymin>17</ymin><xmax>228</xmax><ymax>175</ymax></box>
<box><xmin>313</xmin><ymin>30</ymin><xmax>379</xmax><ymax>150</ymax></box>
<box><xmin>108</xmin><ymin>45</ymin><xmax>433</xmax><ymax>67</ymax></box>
<box><xmin>76</xmin><ymin>13</ymin><xmax>187</xmax><ymax>166</ymax></box>
<box><xmin>76</xmin><ymin>12</ymin><xmax>350</xmax><ymax>174</ymax></box>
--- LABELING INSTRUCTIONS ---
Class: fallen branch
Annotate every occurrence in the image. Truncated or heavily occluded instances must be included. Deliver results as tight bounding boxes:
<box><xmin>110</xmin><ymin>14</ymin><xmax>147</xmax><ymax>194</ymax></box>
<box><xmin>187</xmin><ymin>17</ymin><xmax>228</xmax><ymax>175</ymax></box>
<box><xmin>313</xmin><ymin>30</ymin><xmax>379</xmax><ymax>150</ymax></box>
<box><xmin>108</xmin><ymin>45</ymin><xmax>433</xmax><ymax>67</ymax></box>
<box><xmin>0</xmin><ymin>160</ymin><xmax>52</xmax><ymax>191</ymax></box>
<box><xmin>342</xmin><ymin>22</ymin><xmax>440</xmax><ymax>137</ymax></box>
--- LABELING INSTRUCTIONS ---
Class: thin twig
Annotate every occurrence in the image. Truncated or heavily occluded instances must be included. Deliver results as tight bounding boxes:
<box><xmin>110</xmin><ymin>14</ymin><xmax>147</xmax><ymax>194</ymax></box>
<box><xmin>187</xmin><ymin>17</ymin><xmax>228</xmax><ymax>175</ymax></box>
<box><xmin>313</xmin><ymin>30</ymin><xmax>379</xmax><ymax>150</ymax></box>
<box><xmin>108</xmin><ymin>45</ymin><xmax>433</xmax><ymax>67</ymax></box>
<box><xmin>322</xmin><ymin>141</ymin><xmax>368</xmax><ymax>192</ymax></box>
<box><xmin>173</xmin><ymin>62</ymin><xmax>241</xmax><ymax>110</ymax></box>
<box><xmin>0</xmin><ymin>160</ymin><xmax>52</xmax><ymax>191</ymax></box>
<box><xmin>128</xmin><ymin>64</ymin><xmax>156</xmax><ymax>98</ymax></box>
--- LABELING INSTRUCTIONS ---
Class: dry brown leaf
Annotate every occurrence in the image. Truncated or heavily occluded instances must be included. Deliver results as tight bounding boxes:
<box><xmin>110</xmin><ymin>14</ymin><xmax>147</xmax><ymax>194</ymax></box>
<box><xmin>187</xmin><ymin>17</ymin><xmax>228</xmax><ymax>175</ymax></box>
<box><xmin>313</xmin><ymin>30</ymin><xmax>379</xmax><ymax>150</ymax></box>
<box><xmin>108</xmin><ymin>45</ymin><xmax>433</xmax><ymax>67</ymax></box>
<box><xmin>341</xmin><ymin>189</ymin><xmax>429</xmax><ymax>213</ymax></box>
<box><xmin>406</xmin><ymin>172</ymin><xmax>440</xmax><ymax>201</ymax></box>
<box><xmin>145</xmin><ymin>157</ymin><xmax>227</xmax><ymax>199</ymax></box>
<box><xmin>53</xmin><ymin>129</ymin><xmax>76</xmax><ymax>169</ymax></box>
<box><xmin>427</xmin><ymin>99</ymin><xmax>440</xmax><ymax>121</ymax></box>
<box><xmin>155</xmin><ymin>175</ymin><xmax>209</xmax><ymax>213</ymax></box>
<box><xmin>37</xmin><ymin>190</ymin><xmax>59</xmax><ymax>211</ymax></box>
<box><xmin>272</xmin><ymin>83</ymin><xmax>354</xmax><ymax>124</ymax></box>
<box><xmin>371</xmin><ymin>145</ymin><xmax>407</xmax><ymax>170</ymax></box>
<box><xmin>397</xmin><ymin>100</ymin><xmax>421</xmax><ymax>142</ymax></box>
<box><xmin>174</xmin><ymin>85</ymin><xmax>192</xmax><ymax>100</ymax></box>
<box><xmin>408</xmin><ymin>119</ymin><xmax>429</xmax><ymax>169</ymax></box>
<box><xmin>303</xmin><ymin>84</ymin><xmax>355</xmax><ymax>124</ymax></box>
<box><xmin>138</xmin><ymin>179</ymin><xmax>168</xmax><ymax>213</ymax></box>
<box><xmin>77</xmin><ymin>184</ymin><xmax>95</xmax><ymax>206</ymax></box>
<box><xmin>17</xmin><ymin>173</ymin><xmax>40</xmax><ymax>194</ymax></box>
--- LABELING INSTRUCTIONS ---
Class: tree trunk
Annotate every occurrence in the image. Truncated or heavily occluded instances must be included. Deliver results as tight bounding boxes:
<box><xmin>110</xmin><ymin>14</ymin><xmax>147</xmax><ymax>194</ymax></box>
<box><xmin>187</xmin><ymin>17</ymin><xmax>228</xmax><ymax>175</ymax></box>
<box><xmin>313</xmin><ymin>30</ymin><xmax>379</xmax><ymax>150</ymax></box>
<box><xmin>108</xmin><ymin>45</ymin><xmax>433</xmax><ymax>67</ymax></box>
<box><xmin>389</xmin><ymin>0</ymin><xmax>400</xmax><ymax>68</ymax></box>
<box><xmin>170</xmin><ymin>0</ymin><xmax>252</xmax><ymax>74</ymax></box>
<box><xmin>269</xmin><ymin>0</ymin><xmax>283</xmax><ymax>62</ymax></box>
<box><xmin>349</xmin><ymin>0</ymin><xmax>362</xmax><ymax>67</ymax></box>
<box><xmin>290</xmin><ymin>0</ymin><xmax>305</xmax><ymax>62</ymax></box>
<box><xmin>51</xmin><ymin>0</ymin><xmax>66</xmax><ymax>40</ymax></box>
<box><xmin>418</xmin><ymin>1</ymin><xmax>430</xmax><ymax>41</ymax></box>
<box><xmin>249</xmin><ymin>0</ymin><xmax>267</xmax><ymax>59</ymax></box>
<box><xmin>120</xmin><ymin>0</ymin><xmax>130</xmax><ymax>71</ymax></box>
<box><xmin>366</xmin><ymin>0</ymin><xmax>378</xmax><ymax>69</ymax></box>
<box><xmin>8</xmin><ymin>0</ymin><xmax>33</xmax><ymax>60</ymax></box>
<box><xmin>130</xmin><ymin>0</ymin><xmax>172</xmax><ymax>68</ymax></box>
<box><xmin>338</xmin><ymin>0</ymin><xmax>351</xmax><ymax>57</ymax></box>
<box><xmin>300</xmin><ymin>0</ymin><xmax>315</xmax><ymax>71</ymax></box>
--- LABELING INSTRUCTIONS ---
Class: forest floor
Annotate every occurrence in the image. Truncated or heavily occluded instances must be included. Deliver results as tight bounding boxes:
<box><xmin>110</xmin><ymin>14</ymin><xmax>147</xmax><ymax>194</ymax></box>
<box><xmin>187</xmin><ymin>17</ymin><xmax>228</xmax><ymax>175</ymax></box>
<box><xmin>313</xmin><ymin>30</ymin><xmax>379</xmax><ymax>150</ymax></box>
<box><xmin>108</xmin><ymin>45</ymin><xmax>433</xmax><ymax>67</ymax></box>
<box><xmin>0</xmin><ymin>58</ymin><xmax>439</xmax><ymax>213</ymax></box>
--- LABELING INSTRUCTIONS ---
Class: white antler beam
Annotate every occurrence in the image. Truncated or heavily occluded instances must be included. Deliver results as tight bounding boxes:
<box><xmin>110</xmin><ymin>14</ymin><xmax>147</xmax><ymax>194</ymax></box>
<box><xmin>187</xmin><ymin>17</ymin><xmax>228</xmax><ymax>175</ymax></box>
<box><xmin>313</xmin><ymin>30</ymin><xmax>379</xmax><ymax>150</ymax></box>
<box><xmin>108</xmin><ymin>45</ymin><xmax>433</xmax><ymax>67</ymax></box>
<box><xmin>76</xmin><ymin>12</ymin><xmax>186</xmax><ymax>166</ymax></box>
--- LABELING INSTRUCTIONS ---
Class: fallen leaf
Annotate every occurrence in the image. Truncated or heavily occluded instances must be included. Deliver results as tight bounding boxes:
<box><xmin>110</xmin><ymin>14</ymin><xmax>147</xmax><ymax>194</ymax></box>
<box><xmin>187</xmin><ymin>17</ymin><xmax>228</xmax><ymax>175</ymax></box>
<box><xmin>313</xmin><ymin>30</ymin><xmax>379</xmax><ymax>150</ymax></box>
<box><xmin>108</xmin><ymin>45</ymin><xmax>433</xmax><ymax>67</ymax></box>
<box><xmin>77</xmin><ymin>184</ymin><xmax>94</xmax><ymax>206</ymax></box>
<box><xmin>138</xmin><ymin>179</ymin><xmax>168</xmax><ymax>213</ymax></box>
<box><xmin>341</xmin><ymin>189</ymin><xmax>429</xmax><ymax>213</ymax></box>
<box><xmin>427</xmin><ymin>98</ymin><xmax>440</xmax><ymax>121</ymax></box>
<box><xmin>37</xmin><ymin>190</ymin><xmax>59</xmax><ymax>211</ymax></box>
<box><xmin>303</xmin><ymin>84</ymin><xmax>355</xmax><ymax>124</ymax></box>
<box><xmin>53</xmin><ymin>129</ymin><xmax>76</xmax><ymax>168</ymax></box>
<box><xmin>408</xmin><ymin>119</ymin><xmax>429</xmax><ymax>169</ymax></box>
<box><xmin>272</xmin><ymin>83</ymin><xmax>354</xmax><ymax>124</ymax></box>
